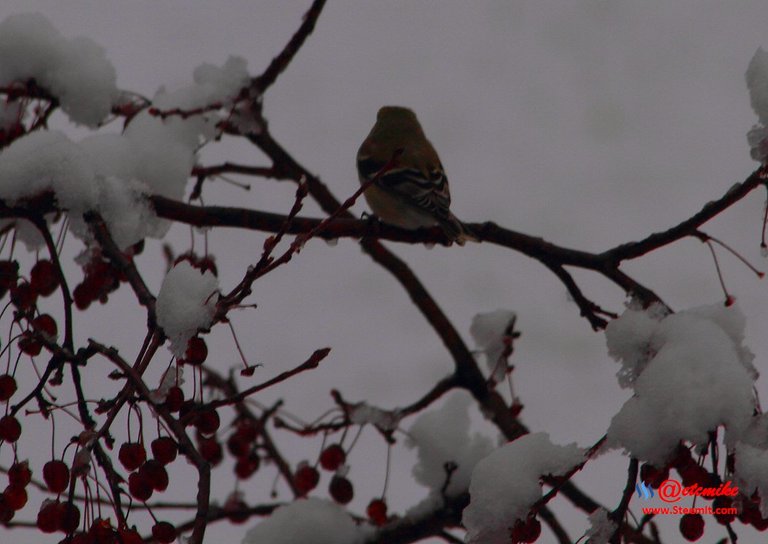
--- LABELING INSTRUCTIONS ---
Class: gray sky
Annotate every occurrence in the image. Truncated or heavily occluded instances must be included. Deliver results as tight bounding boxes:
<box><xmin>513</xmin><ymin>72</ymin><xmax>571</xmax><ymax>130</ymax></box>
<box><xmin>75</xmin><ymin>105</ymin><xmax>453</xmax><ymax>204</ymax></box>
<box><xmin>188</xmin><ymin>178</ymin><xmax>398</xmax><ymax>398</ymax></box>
<box><xmin>1</xmin><ymin>1</ymin><xmax>768</xmax><ymax>542</ymax></box>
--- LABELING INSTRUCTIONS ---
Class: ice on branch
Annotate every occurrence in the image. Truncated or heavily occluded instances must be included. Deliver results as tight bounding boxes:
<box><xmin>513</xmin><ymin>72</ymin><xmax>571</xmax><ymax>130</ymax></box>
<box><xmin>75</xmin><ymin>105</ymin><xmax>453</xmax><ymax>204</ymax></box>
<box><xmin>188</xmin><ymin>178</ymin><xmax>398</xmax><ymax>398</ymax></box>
<box><xmin>0</xmin><ymin>13</ymin><xmax>117</xmax><ymax>126</ymax></box>
<box><xmin>605</xmin><ymin>303</ymin><xmax>756</xmax><ymax>465</ymax></box>
<box><xmin>469</xmin><ymin>309</ymin><xmax>516</xmax><ymax>382</ymax></box>
<box><xmin>242</xmin><ymin>498</ymin><xmax>366</xmax><ymax>544</ymax></box>
<box><xmin>462</xmin><ymin>432</ymin><xmax>583</xmax><ymax>544</ymax></box>
<box><xmin>0</xmin><ymin>130</ymin><xmax>164</xmax><ymax>249</ymax></box>
<box><xmin>156</xmin><ymin>261</ymin><xmax>218</xmax><ymax>358</ymax></box>
<box><xmin>0</xmin><ymin>130</ymin><xmax>97</xmax><ymax>211</ymax></box>
<box><xmin>747</xmin><ymin>48</ymin><xmax>768</xmax><ymax>125</ymax></box>
<box><xmin>154</xmin><ymin>55</ymin><xmax>249</xmax><ymax>111</ymax></box>
<box><xmin>406</xmin><ymin>392</ymin><xmax>494</xmax><ymax>496</ymax></box>
<box><xmin>82</xmin><ymin>113</ymin><xmax>197</xmax><ymax>202</ymax></box>
<box><xmin>746</xmin><ymin>48</ymin><xmax>768</xmax><ymax>162</ymax></box>
<box><xmin>348</xmin><ymin>403</ymin><xmax>399</xmax><ymax>431</ymax></box>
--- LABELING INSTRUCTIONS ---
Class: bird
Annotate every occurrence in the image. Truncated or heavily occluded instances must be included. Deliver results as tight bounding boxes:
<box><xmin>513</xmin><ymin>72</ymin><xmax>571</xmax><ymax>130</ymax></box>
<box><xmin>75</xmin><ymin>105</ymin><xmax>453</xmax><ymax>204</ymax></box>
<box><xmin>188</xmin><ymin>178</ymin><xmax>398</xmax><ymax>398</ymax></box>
<box><xmin>356</xmin><ymin>106</ymin><xmax>475</xmax><ymax>245</ymax></box>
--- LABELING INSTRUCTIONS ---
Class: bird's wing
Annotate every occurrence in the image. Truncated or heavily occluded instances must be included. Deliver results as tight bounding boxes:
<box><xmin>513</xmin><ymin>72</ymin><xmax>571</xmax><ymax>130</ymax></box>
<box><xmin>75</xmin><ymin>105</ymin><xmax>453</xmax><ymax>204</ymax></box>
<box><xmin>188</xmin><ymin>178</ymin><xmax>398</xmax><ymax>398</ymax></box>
<box><xmin>358</xmin><ymin>158</ymin><xmax>453</xmax><ymax>221</ymax></box>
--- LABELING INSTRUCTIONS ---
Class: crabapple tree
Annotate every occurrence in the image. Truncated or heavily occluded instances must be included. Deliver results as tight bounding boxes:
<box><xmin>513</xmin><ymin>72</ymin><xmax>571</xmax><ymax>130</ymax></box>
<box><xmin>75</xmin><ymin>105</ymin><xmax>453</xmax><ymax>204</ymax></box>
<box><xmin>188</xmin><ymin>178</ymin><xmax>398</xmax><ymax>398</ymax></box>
<box><xmin>1</xmin><ymin>2</ymin><xmax>768</xmax><ymax>544</ymax></box>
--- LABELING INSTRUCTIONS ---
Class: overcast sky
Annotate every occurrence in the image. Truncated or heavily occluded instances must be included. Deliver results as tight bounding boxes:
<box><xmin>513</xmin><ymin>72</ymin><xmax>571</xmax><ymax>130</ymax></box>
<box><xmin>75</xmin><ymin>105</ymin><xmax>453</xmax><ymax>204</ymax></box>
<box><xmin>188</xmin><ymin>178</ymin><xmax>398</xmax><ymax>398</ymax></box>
<box><xmin>2</xmin><ymin>1</ymin><xmax>768</xmax><ymax>542</ymax></box>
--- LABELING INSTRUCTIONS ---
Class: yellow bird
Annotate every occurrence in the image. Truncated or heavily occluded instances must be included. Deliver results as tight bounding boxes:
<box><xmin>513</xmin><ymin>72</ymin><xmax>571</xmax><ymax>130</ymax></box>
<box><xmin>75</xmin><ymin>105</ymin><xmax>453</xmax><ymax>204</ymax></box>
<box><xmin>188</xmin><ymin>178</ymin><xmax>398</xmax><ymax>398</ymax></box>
<box><xmin>356</xmin><ymin>106</ymin><xmax>475</xmax><ymax>245</ymax></box>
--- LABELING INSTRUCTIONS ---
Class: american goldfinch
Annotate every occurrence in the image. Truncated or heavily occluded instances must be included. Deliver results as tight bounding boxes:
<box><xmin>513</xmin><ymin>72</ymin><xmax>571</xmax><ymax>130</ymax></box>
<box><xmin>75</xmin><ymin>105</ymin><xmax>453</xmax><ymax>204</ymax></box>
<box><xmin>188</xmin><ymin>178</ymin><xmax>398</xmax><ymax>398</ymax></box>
<box><xmin>356</xmin><ymin>106</ymin><xmax>475</xmax><ymax>245</ymax></box>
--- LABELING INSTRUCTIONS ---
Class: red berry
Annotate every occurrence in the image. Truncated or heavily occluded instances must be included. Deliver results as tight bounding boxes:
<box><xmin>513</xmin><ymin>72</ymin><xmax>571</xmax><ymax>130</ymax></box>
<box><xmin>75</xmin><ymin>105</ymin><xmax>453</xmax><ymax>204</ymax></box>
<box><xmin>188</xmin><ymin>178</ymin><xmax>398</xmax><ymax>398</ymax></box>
<box><xmin>0</xmin><ymin>415</ymin><xmax>21</xmax><ymax>442</ymax></box>
<box><xmin>88</xmin><ymin>518</ymin><xmax>115</xmax><ymax>542</ymax></box>
<box><xmin>198</xmin><ymin>257</ymin><xmax>217</xmax><ymax>276</ymax></box>
<box><xmin>294</xmin><ymin>464</ymin><xmax>319</xmax><ymax>496</ymax></box>
<box><xmin>319</xmin><ymin>444</ymin><xmax>346</xmax><ymax>471</ymax></box>
<box><xmin>8</xmin><ymin>460</ymin><xmax>32</xmax><ymax>487</ymax></box>
<box><xmin>30</xmin><ymin>259</ymin><xmax>59</xmax><ymax>297</ymax></box>
<box><xmin>512</xmin><ymin>516</ymin><xmax>542</xmax><ymax>543</ymax></box>
<box><xmin>73</xmin><ymin>282</ymin><xmax>95</xmax><ymax>310</ymax></box>
<box><xmin>0</xmin><ymin>260</ymin><xmax>18</xmax><ymax>290</ymax></box>
<box><xmin>0</xmin><ymin>374</ymin><xmax>17</xmax><ymax>402</ymax></box>
<box><xmin>128</xmin><ymin>471</ymin><xmax>153</xmax><ymax>502</ymax></box>
<box><xmin>194</xmin><ymin>409</ymin><xmax>220</xmax><ymax>436</ymax></box>
<box><xmin>367</xmin><ymin>498</ymin><xmax>388</xmax><ymax>526</ymax></box>
<box><xmin>234</xmin><ymin>453</ymin><xmax>260</xmax><ymax>480</ymax></box>
<box><xmin>640</xmin><ymin>463</ymin><xmax>669</xmax><ymax>489</ymax></box>
<box><xmin>227</xmin><ymin>433</ymin><xmax>251</xmax><ymax>458</ymax></box>
<box><xmin>0</xmin><ymin>493</ymin><xmax>14</xmax><ymax>523</ymax></box>
<box><xmin>679</xmin><ymin>513</ymin><xmax>705</xmax><ymax>541</ymax></box>
<box><xmin>164</xmin><ymin>386</ymin><xmax>184</xmax><ymax>412</ymax></box>
<box><xmin>151</xmin><ymin>437</ymin><xmax>178</xmax><ymax>465</ymax></box>
<box><xmin>329</xmin><ymin>475</ymin><xmax>353</xmax><ymax>504</ymax></box>
<box><xmin>32</xmin><ymin>314</ymin><xmax>58</xmax><ymax>338</ymax></box>
<box><xmin>178</xmin><ymin>400</ymin><xmax>197</xmax><ymax>423</ymax></box>
<box><xmin>118</xmin><ymin>442</ymin><xmax>147</xmax><ymax>471</ymax></box>
<box><xmin>152</xmin><ymin>521</ymin><xmax>176</xmax><ymax>543</ymax></box>
<box><xmin>678</xmin><ymin>464</ymin><xmax>710</xmax><ymax>488</ymax></box>
<box><xmin>118</xmin><ymin>528</ymin><xmax>143</xmax><ymax>544</ymax></box>
<box><xmin>3</xmin><ymin>485</ymin><xmax>27</xmax><ymax>510</ymax></box>
<box><xmin>198</xmin><ymin>437</ymin><xmax>223</xmax><ymax>465</ymax></box>
<box><xmin>139</xmin><ymin>460</ymin><xmax>169</xmax><ymax>492</ymax></box>
<box><xmin>181</xmin><ymin>337</ymin><xmax>207</xmax><ymax>366</ymax></box>
<box><xmin>224</xmin><ymin>496</ymin><xmax>249</xmax><ymax>524</ymax></box>
<box><xmin>18</xmin><ymin>332</ymin><xmax>42</xmax><ymax>356</ymax></box>
<box><xmin>59</xmin><ymin>501</ymin><xmax>81</xmax><ymax>533</ymax></box>
<box><xmin>10</xmin><ymin>282</ymin><xmax>36</xmax><ymax>311</ymax></box>
<box><xmin>754</xmin><ymin>513</ymin><xmax>768</xmax><ymax>531</ymax></box>
<box><xmin>36</xmin><ymin>500</ymin><xmax>61</xmax><ymax>533</ymax></box>
<box><xmin>43</xmin><ymin>460</ymin><xmax>70</xmax><ymax>494</ymax></box>
<box><xmin>69</xmin><ymin>532</ymin><xmax>92</xmax><ymax>544</ymax></box>
<box><xmin>235</xmin><ymin>420</ymin><xmax>258</xmax><ymax>441</ymax></box>
<box><xmin>713</xmin><ymin>496</ymin><xmax>736</xmax><ymax>525</ymax></box>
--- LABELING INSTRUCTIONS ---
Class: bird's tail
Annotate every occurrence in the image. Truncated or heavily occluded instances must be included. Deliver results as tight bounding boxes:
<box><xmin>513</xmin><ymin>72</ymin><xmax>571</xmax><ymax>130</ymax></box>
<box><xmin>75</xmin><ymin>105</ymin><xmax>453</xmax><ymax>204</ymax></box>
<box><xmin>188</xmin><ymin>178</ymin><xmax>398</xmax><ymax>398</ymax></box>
<box><xmin>440</xmin><ymin>215</ymin><xmax>479</xmax><ymax>246</ymax></box>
